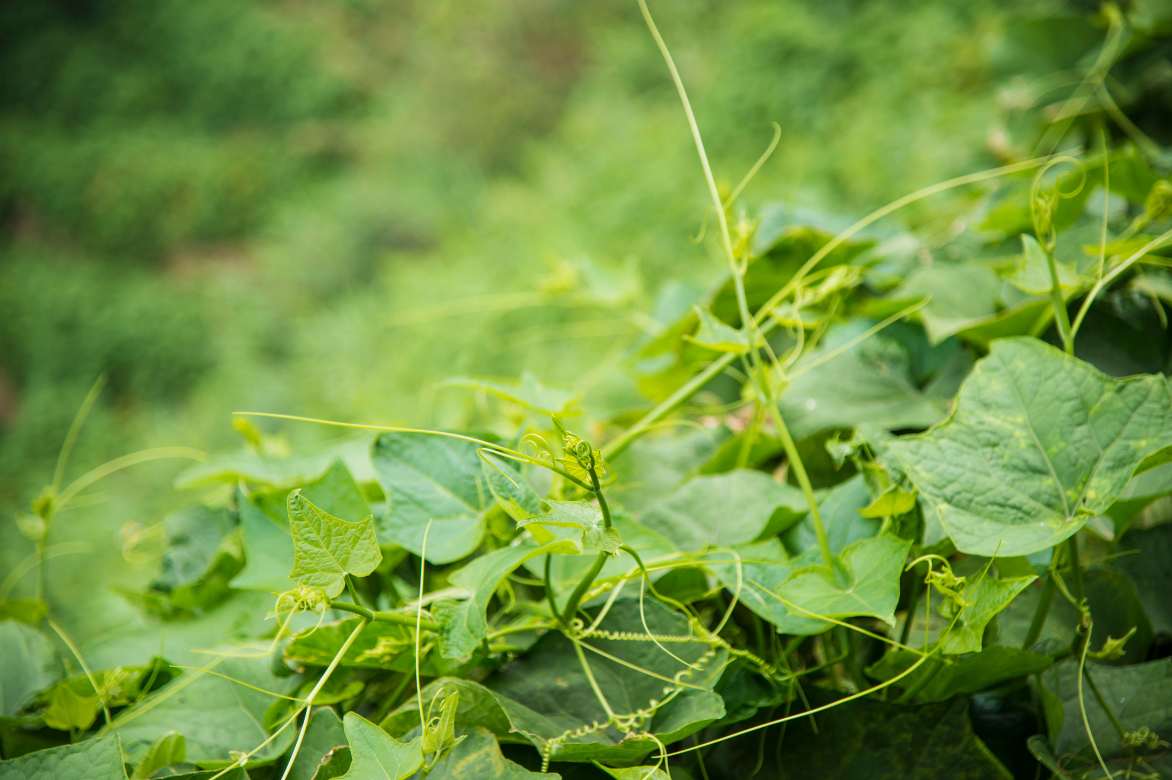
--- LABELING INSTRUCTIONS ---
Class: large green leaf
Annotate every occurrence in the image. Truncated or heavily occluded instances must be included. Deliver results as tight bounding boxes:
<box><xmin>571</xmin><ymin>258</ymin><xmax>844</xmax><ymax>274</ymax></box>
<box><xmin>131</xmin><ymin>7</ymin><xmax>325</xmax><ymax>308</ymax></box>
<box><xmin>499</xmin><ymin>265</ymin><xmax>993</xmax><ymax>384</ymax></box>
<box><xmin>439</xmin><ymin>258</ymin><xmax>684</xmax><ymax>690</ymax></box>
<box><xmin>639</xmin><ymin>470</ymin><xmax>805</xmax><ymax>550</ymax></box>
<box><xmin>884</xmin><ymin>338</ymin><xmax>1172</xmax><ymax>556</ymax></box>
<box><xmin>1118</xmin><ymin>524</ymin><xmax>1172</xmax><ymax>635</ymax></box>
<box><xmin>103</xmin><ymin>657</ymin><xmax>295</xmax><ymax>765</ymax></box>
<box><xmin>778</xmin><ymin>324</ymin><xmax>956</xmax><ymax>439</ymax></box>
<box><xmin>715</xmin><ymin>534</ymin><xmax>909</xmax><ymax>635</ymax></box>
<box><xmin>1041</xmin><ymin>658</ymin><xmax>1172</xmax><ymax>776</ymax></box>
<box><xmin>423</xmin><ymin>727</ymin><xmax>557</xmax><ymax>779</ymax></box>
<box><xmin>288</xmin><ymin>708</ymin><xmax>348</xmax><ymax>780</ymax></box>
<box><xmin>0</xmin><ymin>621</ymin><xmax>59</xmax><ymax>717</ymax></box>
<box><xmin>371</xmin><ymin>433</ymin><xmax>496</xmax><ymax>564</ymax></box>
<box><xmin>709</xmin><ymin>697</ymin><xmax>1010</xmax><ymax>779</ymax></box>
<box><xmin>288</xmin><ymin>490</ymin><xmax>381</xmax><ymax>599</ymax></box>
<box><xmin>0</xmin><ymin>734</ymin><xmax>126</xmax><ymax>780</ymax></box>
<box><xmin>338</xmin><ymin>712</ymin><xmax>421</xmax><ymax>780</ymax></box>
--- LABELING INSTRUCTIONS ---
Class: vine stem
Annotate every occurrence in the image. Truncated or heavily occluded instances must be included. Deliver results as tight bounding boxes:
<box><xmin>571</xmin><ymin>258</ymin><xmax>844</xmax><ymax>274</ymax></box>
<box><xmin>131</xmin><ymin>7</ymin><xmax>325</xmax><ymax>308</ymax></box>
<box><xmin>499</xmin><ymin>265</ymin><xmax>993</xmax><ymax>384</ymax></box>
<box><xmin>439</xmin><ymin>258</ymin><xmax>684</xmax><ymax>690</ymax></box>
<box><xmin>767</xmin><ymin>404</ymin><xmax>834</xmax><ymax>569</ymax></box>
<box><xmin>329</xmin><ymin>599</ymin><xmax>439</xmax><ymax>631</ymax></box>
<box><xmin>558</xmin><ymin>459</ymin><xmax>613</xmax><ymax>625</ymax></box>
<box><xmin>279</xmin><ymin>617</ymin><xmax>368</xmax><ymax>780</ymax></box>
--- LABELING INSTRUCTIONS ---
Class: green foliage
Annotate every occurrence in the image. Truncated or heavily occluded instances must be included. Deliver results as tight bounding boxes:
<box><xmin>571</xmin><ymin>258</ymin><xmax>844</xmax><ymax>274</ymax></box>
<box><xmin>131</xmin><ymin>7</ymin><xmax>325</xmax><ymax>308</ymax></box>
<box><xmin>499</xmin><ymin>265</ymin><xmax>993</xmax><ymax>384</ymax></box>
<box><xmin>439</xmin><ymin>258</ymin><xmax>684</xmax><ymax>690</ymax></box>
<box><xmin>3</xmin><ymin>2</ymin><xmax>1172</xmax><ymax>778</ymax></box>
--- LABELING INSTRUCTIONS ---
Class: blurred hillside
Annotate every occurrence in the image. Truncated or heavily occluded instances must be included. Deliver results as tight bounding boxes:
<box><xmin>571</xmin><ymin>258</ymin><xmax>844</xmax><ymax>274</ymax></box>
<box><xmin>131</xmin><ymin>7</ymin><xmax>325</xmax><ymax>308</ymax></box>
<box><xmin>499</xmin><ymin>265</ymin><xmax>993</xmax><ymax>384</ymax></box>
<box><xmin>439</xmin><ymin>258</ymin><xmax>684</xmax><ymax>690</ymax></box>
<box><xmin>0</xmin><ymin>0</ymin><xmax>1139</xmax><ymax>519</ymax></box>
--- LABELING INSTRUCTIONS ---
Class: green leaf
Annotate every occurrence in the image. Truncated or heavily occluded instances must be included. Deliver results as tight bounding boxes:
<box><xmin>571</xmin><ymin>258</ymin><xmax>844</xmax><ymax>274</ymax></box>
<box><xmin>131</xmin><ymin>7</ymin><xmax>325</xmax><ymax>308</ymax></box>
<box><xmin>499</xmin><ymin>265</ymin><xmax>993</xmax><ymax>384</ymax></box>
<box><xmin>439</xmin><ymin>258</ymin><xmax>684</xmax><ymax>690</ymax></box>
<box><xmin>231</xmin><ymin>489</ymin><xmax>295</xmax><ymax>593</ymax></box>
<box><xmin>481</xmin><ymin>452</ymin><xmax>545</xmax><ymax>524</ymax></box>
<box><xmin>42</xmin><ymin>678</ymin><xmax>101</xmax><ymax>732</ymax></box>
<box><xmin>1119</xmin><ymin>523</ymin><xmax>1172</xmax><ymax>635</ymax></box>
<box><xmin>683</xmin><ymin>306</ymin><xmax>749</xmax><ymax>354</ymax></box>
<box><xmin>884</xmin><ymin>338</ymin><xmax>1172</xmax><ymax>556</ymax></box>
<box><xmin>715</xmin><ymin>534</ymin><xmax>910</xmax><ymax>635</ymax></box>
<box><xmin>442</xmin><ymin>372</ymin><xmax>578</xmax><ymax>417</ymax></box>
<box><xmin>287</xmin><ymin>709</ymin><xmax>348</xmax><ymax>780</ymax></box>
<box><xmin>868</xmin><ymin>646</ymin><xmax>1052</xmax><ymax>703</ymax></box>
<box><xmin>105</xmin><ymin>657</ymin><xmax>295</xmax><ymax>765</ymax></box>
<box><xmin>0</xmin><ymin>734</ymin><xmax>127</xmax><ymax>780</ymax></box>
<box><xmin>131</xmin><ymin>732</ymin><xmax>185</xmax><ymax>779</ymax></box>
<box><xmin>338</xmin><ymin>712</ymin><xmax>421</xmax><ymax>780</ymax></box>
<box><xmin>435</xmin><ymin>541</ymin><xmax>575</xmax><ymax>663</ymax></box>
<box><xmin>639</xmin><ymin>470</ymin><xmax>805</xmax><ymax>551</ymax></box>
<box><xmin>147</xmin><ymin>506</ymin><xmax>243</xmax><ymax>615</ymax></box>
<box><xmin>288</xmin><ymin>490</ymin><xmax>382</xmax><ymax>599</ymax></box>
<box><xmin>371</xmin><ymin>433</ymin><xmax>496</xmax><ymax>564</ymax></box>
<box><xmin>939</xmin><ymin>574</ymin><xmax>1036</xmax><ymax>655</ymax></box>
<box><xmin>1040</xmin><ymin>658</ymin><xmax>1172</xmax><ymax>776</ymax></box>
<box><xmin>859</xmin><ymin>486</ymin><xmax>917</xmax><ymax>519</ymax></box>
<box><xmin>778</xmin><ymin>324</ymin><xmax>956</xmax><ymax>439</ymax></box>
<box><xmin>424</xmin><ymin>727</ymin><xmax>556</xmax><ymax>779</ymax></box>
<box><xmin>1006</xmin><ymin>234</ymin><xmax>1086</xmax><ymax>296</ymax></box>
<box><xmin>233</xmin><ymin>460</ymin><xmax>370</xmax><ymax>593</ymax></box>
<box><xmin>742</xmin><ymin>697</ymin><xmax>1011</xmax><ymax>779</ymax></box>
<box><xmin>284</xmin><ymin>618</ymin><xmax>417</xmax><ymax>672</ymax></box>
<box><xmin>0</xmin><ymin>621</ymin><xmax>59</xmax><ymax>717</ymax></box>
<box><xmin>519</xmin><ymin>500</ymin><xmax>613</xmax><ymax>553</ymax></box>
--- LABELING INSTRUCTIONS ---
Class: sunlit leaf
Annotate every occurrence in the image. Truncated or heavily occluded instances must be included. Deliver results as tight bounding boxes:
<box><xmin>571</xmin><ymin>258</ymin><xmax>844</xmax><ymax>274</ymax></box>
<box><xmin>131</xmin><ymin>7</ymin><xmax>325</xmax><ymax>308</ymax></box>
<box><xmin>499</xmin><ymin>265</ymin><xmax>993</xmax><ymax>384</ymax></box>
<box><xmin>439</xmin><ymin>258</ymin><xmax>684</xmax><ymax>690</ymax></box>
<box><xmin>884</xmin><ymin>338</ymin><xmax>1172</xmax><ymax>556</ymax></box>
<box><xmin>288</xmin><ymin>490</ymin><xmax>381</xmax><ymax>599</ymax></box>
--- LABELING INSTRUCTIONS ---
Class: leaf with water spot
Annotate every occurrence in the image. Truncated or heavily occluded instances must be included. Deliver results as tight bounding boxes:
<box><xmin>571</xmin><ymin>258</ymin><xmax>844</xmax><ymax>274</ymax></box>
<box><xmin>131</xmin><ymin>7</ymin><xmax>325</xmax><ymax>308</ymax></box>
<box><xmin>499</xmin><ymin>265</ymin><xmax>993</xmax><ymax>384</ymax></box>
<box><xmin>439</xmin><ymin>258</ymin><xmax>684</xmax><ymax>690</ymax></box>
<box><xmin>883</xmin><ymin>338</ymin><xmax>1172</xmax><ymax>556</ymax></box>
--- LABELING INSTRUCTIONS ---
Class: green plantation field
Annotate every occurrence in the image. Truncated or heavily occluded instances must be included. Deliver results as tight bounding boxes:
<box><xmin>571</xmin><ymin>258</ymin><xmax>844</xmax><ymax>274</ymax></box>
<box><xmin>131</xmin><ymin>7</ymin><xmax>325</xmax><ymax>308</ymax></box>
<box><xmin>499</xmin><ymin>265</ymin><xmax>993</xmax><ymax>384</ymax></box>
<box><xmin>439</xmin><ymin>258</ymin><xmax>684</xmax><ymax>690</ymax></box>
<box><xmin>2</xmin><ymin>1</ymin><xmax>1171</xmax><ymax>778</ymax></box>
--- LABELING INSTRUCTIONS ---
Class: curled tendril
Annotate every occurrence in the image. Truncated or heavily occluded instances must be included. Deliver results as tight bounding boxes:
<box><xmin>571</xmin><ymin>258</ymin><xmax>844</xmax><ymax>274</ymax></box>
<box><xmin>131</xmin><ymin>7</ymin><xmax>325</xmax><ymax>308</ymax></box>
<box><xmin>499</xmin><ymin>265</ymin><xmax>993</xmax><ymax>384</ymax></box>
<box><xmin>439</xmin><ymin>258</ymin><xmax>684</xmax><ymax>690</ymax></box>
<box><xmin>1030</xmin><ymin>155</ymin><xmax>1087</xmax><ymax>252</ymax></box>
<box><xmin>906</xmin><ymin>554</ymin><xmax>969</xmax><ymax>612</ymax></box>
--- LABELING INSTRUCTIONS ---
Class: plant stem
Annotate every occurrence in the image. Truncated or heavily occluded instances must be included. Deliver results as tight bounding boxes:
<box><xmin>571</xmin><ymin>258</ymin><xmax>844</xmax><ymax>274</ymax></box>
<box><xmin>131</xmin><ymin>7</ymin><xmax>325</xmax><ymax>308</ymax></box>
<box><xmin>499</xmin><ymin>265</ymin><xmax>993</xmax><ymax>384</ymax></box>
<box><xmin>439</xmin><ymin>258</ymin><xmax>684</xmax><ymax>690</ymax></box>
<box><xmin>330</xmin><ymin>599</ymin><xmax>439</xmax><ymax>631</ymax></box>
<box><xmin>559</xmin><ymin>460</ymin><xmax>612</xmax><ymax>625</ymax></box>
<box><xmin>1021</xmin><ymin>573</ymin><xmax>1056</xmax><ymax>649</ymax></box>
<box><xmin>1066</xmin><ymin>536</ymin><xmax>1085</xmax><ymax>603</ymax></box>
<box><xmin>768</xmin><ymin>405</ymin><xmax>834</xmax><ymax>569</ymax></box>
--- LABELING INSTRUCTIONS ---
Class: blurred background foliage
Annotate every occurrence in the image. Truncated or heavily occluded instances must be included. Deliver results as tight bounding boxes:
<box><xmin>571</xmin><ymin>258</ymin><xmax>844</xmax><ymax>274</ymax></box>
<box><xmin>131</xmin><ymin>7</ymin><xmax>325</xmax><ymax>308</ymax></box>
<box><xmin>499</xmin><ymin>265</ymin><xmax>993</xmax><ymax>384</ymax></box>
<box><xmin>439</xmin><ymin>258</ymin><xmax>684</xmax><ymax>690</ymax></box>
<box><xmin>1</xmin><ymin>0</ymin><xmax>1168</xmax><ymax>550</ymax></box>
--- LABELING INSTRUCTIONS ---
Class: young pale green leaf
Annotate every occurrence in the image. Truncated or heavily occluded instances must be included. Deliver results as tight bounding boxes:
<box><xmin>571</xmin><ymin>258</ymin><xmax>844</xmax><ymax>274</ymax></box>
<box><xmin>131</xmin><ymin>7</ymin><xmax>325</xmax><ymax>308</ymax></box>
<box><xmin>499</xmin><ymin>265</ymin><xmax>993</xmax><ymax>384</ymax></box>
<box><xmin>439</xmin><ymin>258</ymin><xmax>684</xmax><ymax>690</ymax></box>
<box><xmin>885</xmin><ymin>338</ymin><xmax>1172</xmax><ymax>556</ymax></box>
<box><xmin>684</xmin><ymin>306</ymin><xmax>750</xmax><ymax>354</ymax></box>
<box><xmin>639</xmin><ymin>469</ymin><xmax>805</xmax><ymax>551</ymax></box>
<box><xmin>130</xmin><ymin>732</ymin><xmax>185</xmax><ymax>780</ymax></box>
<box><xmin>424</xmin><ymin>727</ymin><xmax>557</xmax><ymax>779</ymax></box>
<box><xmin>371</xmin><ymin>433</ymin><xmax>495</xmax><ymax>564</ymax></box>
<box><xmin>859</xmin><ymin>485</ymin><xmax>917</xmax><ymax>518</ymax></box>
<box><xmin>0</xmin><ymin>734</ymin><xmax>127</xmax><ymax>780</ymax></box>
<box><xmin>939</xmin><ymin>575</ymin><xmax>1036</xmax><ymax>655</ymax></box>
<box><xmin>288</xmin><ymin>490</ymin><xmax>381</xmax><ymax>599</ymax></box>
<box><xmin>234</xmin><ymin>460</ymin><xmax>369</xmax><ymax>593</ymax></box>
<box><xmin>0</xmin><ymin>621</ymin><xmax>60</xmax><ymax>717</ymax></box>
<box><xmin>339</xmin><ymin>712</ymin><xmax>421</xmax><ymax>780</ymax></box>
<box><xmin>1006</xmin><ymin>234</ymin><xmax>1086</xmax><ymax>296</ymax></box>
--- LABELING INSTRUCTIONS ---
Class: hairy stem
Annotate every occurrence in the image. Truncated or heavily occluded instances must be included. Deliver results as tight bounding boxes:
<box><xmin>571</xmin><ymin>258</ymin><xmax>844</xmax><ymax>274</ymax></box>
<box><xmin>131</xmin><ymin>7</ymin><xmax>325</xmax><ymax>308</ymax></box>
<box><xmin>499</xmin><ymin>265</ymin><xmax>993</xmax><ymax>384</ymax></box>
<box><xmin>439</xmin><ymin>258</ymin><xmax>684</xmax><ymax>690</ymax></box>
<box><xmin>330</xmin><ymin>599</ymin><xmax>439</xmax><ymax>631</ymax></box>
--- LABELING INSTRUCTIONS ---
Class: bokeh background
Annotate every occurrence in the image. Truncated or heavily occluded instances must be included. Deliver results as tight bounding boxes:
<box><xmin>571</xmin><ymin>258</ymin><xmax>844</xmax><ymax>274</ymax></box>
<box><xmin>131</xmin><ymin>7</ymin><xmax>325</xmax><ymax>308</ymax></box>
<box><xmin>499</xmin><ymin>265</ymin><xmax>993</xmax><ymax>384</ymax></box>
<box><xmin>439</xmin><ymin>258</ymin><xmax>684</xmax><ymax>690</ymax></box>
<box><xmin>0</xmin><ymin>1</ymin><xmax>1150</xmax><ymax>605</ymax></box>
